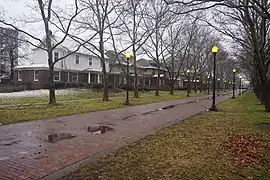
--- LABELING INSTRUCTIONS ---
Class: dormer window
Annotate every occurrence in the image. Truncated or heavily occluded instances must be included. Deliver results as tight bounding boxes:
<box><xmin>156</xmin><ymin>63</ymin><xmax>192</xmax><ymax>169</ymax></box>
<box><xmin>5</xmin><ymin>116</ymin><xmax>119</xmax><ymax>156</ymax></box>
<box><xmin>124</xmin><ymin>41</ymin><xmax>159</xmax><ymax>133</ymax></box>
<box><xmin>76</xmin><ymin>55</ymin><xmax>80</xmax><ymax>64</ymax></box>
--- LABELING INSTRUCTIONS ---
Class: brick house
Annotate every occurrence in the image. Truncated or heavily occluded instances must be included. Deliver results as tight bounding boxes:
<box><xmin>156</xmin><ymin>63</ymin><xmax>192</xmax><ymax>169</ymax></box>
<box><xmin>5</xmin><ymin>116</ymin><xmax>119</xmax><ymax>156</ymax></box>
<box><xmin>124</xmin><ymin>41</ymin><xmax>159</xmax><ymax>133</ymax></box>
<box><xmin>106</xmin><ymin>50</ymin><xmax>183</xmax><ymax>89</ymax></box>
<box><xmin>13</xmin><ymin>36</ymin><xmax>109</xmax><ymax>89</ymax></box>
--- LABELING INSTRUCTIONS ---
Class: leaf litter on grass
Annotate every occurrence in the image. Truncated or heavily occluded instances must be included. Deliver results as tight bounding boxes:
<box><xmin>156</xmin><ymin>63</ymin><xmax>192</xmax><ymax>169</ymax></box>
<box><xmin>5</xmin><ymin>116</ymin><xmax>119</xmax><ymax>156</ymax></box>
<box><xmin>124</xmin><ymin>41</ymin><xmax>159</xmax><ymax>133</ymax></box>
<box><xmin>222</xmin><ymin>134</ymin><xmax>269</xmax><ymax>166</ymax></box>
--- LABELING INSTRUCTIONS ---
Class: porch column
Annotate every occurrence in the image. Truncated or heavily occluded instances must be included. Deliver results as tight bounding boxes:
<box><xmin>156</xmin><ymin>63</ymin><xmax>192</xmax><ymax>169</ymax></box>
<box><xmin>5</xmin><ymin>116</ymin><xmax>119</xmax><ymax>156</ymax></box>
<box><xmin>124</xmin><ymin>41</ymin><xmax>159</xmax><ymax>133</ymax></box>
<box><xmin>88</xmin><ymin>72</ymin><xmax>91</xmax><ymax>84</ymax></box>
<box><xmin>97</xmin><ymin>73</ymin><xmax>100</xmax><ymax>83</ymax></box>
<box><xmin>113</xmin><ymin>75</ymin><xmax>116</xmax><ymax>88</ymax></box>
<box><xmin>67</xmin><ymin>72</ymin><xmax>70</xmax><ymax>82</ymax></box>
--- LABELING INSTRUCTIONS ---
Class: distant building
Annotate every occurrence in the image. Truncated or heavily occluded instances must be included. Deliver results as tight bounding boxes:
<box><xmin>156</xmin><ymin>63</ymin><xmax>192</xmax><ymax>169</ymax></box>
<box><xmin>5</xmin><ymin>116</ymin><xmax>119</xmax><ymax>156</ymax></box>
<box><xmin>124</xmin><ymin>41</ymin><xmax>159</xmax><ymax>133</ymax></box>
<box><xmin>13</xmin><ymin>35</ymin><xmax>184</xmax><ymax>90</ymax></box>
<box><xmin>0</xmin><ymin>26</ymin><xmax>19</xmax><ymax>82</ymax></box>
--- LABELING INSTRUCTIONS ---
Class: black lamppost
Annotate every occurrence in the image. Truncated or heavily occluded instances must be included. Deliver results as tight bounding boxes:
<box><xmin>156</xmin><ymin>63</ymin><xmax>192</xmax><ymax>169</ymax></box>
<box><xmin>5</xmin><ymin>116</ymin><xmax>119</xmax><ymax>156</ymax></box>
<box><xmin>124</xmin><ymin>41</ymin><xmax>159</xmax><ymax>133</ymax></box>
<box><xmin>186</xmin><ymin>69</ymin><xmax>191</xmax><ymax>97</ymax></box>
<box><xmin>217</xmin><ymin>78</ymin><xmax>221</xmax><ymax>95</ymax></box>
<box><xmin>224</xmin><ymin>80</ymin><xmax>227</xmax><ymax>91</ymax></box>
<box><xmin>124</xmin><ymin>52</ymin><xmax>131</xmax><ymax>105</ymax></box>
<box><xmin>232</xmin><ymin>68</ymin><xmax>236</xmax><ymax>99</ymax></box>
<box><xmin>209</xmin><ymin>45</ymin><xmax>218</xmax><ymax>111</ymax></box>
<box><xmin>207</xmin><ymin>74</ymin><xmax>210</xmax><ymax>94</ymax></box>
<box><xmin>239</xmin><ymin>76</ymin><xmax>242</xmax><ymax>96</ymax></box>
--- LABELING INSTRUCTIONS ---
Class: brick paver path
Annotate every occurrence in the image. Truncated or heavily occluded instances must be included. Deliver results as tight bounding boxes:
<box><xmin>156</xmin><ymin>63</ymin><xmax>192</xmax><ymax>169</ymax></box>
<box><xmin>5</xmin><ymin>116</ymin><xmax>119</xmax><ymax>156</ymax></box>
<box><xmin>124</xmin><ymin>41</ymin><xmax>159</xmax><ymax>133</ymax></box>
<box><xmin>0</xmin><ymin>93</ymin><xmax>232</xmax><ymax>180</ymax></box>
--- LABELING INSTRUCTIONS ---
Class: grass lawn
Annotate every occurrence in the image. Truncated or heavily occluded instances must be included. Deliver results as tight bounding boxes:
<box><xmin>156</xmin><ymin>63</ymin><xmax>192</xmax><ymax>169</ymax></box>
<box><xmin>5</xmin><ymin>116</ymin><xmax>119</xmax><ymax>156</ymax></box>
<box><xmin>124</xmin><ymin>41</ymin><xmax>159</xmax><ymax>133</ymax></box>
<box><xmin>63</xmin><ymin>92</ymin><xmax>270</xmax><ymax>180</ymax></box>
<box><xmin>0</xmin><ymin>90</ymin><xmax>204</xmax><ymax>124</ymax></box>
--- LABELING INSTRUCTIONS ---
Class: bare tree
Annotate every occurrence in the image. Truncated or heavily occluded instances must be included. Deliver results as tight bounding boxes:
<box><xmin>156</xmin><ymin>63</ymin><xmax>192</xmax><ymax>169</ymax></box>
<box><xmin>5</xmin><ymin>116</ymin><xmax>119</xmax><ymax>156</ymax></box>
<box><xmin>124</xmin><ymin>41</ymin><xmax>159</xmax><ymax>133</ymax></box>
<box><xmin>165</xmin><ymin>0</ymin><xmax>270</xmax><ymax>20</ymax></box>
<box><xmin>142</xmin><ymin>0</ymin><xmax>175</xmax><ymax>96</ymax></box>
<box><xmin>0</xmin><ymin>0</ymin><xmax>83</xmax><ymax>105</ymax></box>
<box><xmin>113</xmin><ymin>0</ymin><xmax>155</xmax><ymax>98</ymax></box>
<box><xmin>198</xmin><ymin>0</ymin><xmax>270</xmax><ymax>111</ymax></box>
<box><xmin>68</xmin><ymin>0</ymin><xmax>122</xmax><ymax>101</ymax></box>
<box><xmin>161</xmin><ymin>15</ymin><xmax>193</xmax><ymax>95</ymax></box>
<box><xmin>0</xmin><ymin>29</ymin><xmax>18</xmax><ymax>82</ymax></box>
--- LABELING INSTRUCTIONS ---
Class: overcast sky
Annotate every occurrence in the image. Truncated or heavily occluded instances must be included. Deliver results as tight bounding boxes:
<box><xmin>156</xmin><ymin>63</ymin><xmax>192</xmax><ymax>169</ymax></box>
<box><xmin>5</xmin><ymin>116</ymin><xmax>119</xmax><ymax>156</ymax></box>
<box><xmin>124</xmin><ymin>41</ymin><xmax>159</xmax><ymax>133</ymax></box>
<box><xmin>0</xmin><ymin>0</ymin><xmax>235</xmax><ymax>64</ymax></box>
<box><xmin>2</xmin><ymin>0</ymin><xmax>29</xmax><ymax>17</ymax></box>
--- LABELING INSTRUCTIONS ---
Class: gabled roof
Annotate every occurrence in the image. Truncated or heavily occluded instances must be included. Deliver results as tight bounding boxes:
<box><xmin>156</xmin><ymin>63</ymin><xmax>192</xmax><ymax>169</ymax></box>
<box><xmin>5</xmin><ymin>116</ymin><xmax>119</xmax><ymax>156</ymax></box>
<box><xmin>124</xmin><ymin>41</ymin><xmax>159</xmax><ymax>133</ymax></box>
<box><xmin>105</xmin><ymin>50</ymin><xmax>134</xmax><ymax>65</ymax></box>
<box><xmin>34</xmin><ymin>35</ymin><xmax>109</xmax><ymax>59</ymax></box>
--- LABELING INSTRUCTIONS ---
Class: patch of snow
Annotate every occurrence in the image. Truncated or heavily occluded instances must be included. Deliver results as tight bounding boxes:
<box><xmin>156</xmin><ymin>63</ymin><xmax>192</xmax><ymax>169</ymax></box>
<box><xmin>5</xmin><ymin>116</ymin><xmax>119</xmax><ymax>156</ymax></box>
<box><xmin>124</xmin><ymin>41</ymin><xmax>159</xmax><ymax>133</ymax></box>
<box><xmin>0</xmin><ymin>89</ymin><xmax>86</xmax><ymax>99</ymax></box>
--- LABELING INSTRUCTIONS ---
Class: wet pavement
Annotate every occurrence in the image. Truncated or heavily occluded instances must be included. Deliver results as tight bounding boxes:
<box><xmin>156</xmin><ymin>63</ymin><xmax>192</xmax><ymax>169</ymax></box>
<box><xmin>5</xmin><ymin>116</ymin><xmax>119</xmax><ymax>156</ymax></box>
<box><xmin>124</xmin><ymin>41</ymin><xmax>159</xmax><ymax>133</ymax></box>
<box><xmin>0</xmin><ymin>93</ymin><xmax>232</xmax><ymax>180</ymax></box>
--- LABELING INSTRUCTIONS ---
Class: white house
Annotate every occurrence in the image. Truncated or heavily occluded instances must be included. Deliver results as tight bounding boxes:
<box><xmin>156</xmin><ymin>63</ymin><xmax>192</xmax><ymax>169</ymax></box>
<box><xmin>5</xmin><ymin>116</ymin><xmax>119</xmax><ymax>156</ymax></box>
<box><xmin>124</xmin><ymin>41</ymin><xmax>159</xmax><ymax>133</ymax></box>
<box><xmin>13</xmin><ymin>35</ymin><xmax>110</xmax><ymax>89</ymax></box>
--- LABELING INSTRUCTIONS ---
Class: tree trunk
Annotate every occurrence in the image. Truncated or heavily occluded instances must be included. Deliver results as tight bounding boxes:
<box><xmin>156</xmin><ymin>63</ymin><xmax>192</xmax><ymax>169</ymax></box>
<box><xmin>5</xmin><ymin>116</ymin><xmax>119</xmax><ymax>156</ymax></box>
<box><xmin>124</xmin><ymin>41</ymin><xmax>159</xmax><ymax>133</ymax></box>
<box><xmin>169</xmin><ymin>83</ymin><xmax>174</xmax><ymax>95</ymax></box>
<box><xmin>155</xmin><ymin>67</ymin><xmax>160</xmax><ymax>96</ymax></box>
<box><xmin>265</xmin><ymin>93</ymin><xmax>270</xmax><ymax>112</ymax></box>
<box><xmin>199</xmin><ymin>76</ymin><xmax>203</xmax><ymax>93</ymax></box>
<box><xmin>133</xmin><ymin>49</ymin><xmax>139</xmax><ymax>98</ymax></box>
<box><xmin>48</xmin><ymin>65</ymin><xmax>56</xmax><ymax>105</ymax></box>
<box><xmin>101</xmin><ymin>49</ymin><xmax>109</xmax><ymax>101</ymax></box>
<box><xmin>10</xmin><ymin>50</ymin><xmax>14</xmax><ymax>84</ymax></box>
<box><xmin>103</xmin><ymin>73</ymin><xmax>109</xmax><ymax>101</ymax></box>
<box><xmin>47</xmin><ymin>36</ymin><xmax>56</xmax><ymax>105</ymax></box>
<box><xmin>194</xmin><ymin>81</ymin><xmax>197</xmax><ymax>93</ymax></box>
<box><xmin>263</xmin><ymin>81</ymin><xmax>270</xmax><ymax>112</ymax></box>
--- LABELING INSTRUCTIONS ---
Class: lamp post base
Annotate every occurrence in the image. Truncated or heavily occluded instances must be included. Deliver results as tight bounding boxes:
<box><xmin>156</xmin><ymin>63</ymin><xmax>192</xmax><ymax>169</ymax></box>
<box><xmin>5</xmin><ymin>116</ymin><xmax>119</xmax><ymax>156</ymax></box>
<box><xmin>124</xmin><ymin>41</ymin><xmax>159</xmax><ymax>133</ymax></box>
<box><xmin>124</xmin><ymin>102</ymin><xmax>130</xmax><ymax>106</ymax></box>
<box><xmin>232</xmin><ymin>96</ymin><xmax>236</xmax><ymax>99</ymax></box>
<box><xmin>209</xmin><ymin>105</ymin><xmax>218</xmax><ymax>111</ymax></box>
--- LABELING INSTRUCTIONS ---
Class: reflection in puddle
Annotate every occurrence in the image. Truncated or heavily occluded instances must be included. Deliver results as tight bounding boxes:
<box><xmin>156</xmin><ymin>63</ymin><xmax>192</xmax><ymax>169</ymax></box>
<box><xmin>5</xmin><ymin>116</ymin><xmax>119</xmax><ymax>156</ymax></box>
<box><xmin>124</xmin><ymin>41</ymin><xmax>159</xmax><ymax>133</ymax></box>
<box><xmin>88</xmin><ymin>126</ymin><xmax>114</xmax><ymax>134</ymax></box>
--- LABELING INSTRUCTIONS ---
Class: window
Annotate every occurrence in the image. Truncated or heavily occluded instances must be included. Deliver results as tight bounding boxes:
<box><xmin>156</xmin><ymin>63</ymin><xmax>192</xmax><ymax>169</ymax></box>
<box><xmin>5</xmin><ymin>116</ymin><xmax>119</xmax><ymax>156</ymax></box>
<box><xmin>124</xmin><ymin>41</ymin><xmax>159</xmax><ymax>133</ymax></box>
<box><xmin>89</xmin><ymin>57</ymin><xmax>92</xmax><ymax>66</ymax></box>
<box><xmin>54</xmin><ymin>52</ymin><xmax>59</xmax><ymax>62</ymax></box>
<box><xmin>18</xmin><ymin>71</ymin><xmax>22</xmax><ymax>81</ymax></box>
<box><xmin>72</xmin><ymin>72</ymin><xmax>78</xmax><ymax>82</ymax></box>
<box><xmin>75</xmin><ymin>55</ymin><xmax>79</xmax><ymax>64</ymax></box>
<box><xmin>54</xmin><ymin>71</ymin><xmax>60</xmax><ymax>81</ymax></box>
<box><xmin>34</xmin><ymin>70</ymin><xmax>39</xmax><ymax>81</ymax></box>
<box><xmin>99</xmin><ymin>74</ymin><xmax>103</xmax><ymax>83</ymax></box>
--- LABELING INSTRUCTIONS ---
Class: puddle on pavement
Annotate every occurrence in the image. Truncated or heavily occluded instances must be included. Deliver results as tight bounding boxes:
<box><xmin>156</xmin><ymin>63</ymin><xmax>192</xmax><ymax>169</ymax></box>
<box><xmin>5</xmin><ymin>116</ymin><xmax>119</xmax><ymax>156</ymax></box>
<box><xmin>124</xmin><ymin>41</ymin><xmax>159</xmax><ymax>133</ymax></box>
<box><xmin>0</xmin><ymin>138</ymin><xmax>21</xmax><ymax>146</ymax></box>
<box><xmin>47</xmin><ymin>132</ymin><xmax>76</xmax><ymax>143</ymax></box>
<box><xmin>162</xmin><ymin>104</ymin><xmax>177</xmax><ymax>110</ymax></box>
<box><xmin>122</xmin><ymin>100</ymin><xmax>202</xmax><ymax>120</ymax></box>
<box><xmin>88</xmin><ymin>125</ymin><xmax>114</xmax><ymax>134</ymax></box>
<box><xmin>122</xmin><ymin>114</ymin><xmax>137</xmax><ymax>120</ymax></box>
<box><xmin>0</xmin><ymin>156</ymin><xmax>11</xmax><ymax>161</ymax></box>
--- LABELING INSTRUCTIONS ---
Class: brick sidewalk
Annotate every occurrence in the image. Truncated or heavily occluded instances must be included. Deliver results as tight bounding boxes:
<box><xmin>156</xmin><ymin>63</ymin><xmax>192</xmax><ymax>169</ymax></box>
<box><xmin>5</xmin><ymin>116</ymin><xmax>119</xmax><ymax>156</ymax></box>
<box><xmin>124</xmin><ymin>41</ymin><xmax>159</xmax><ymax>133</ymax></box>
<box><xmin>0</xmin><ymin>93</ymin><xmax>232</xmax><ymax>180</ymax></box>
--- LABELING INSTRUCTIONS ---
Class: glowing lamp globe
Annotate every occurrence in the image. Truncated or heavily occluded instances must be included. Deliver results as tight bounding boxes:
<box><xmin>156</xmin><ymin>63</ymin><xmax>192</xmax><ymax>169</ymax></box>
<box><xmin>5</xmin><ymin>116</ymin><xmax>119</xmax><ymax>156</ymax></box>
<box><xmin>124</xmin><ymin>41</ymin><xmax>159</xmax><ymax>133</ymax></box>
<box><xmin>126</xmin><ymin>52</ymin><xmax>131</xmax><ymax>60</ymax></box>
<box><xmin>212</xmin><ymin>45</ymin><xmax>219</xmax><ymax>54</ymax></box>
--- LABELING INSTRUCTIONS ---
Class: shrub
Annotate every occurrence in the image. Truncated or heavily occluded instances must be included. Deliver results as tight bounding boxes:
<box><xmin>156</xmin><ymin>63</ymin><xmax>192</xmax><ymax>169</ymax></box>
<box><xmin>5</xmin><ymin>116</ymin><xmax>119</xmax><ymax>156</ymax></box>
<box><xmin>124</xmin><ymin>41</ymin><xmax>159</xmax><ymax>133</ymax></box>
<box><xmin>118</xmin><ymin>83</ymin><xmax>134</xmax><ymax>91</ymax></box>
<box><xmin>91</xmin><ymin>83</ymin><xmax>104</xmax><ymax>90</ymax></box>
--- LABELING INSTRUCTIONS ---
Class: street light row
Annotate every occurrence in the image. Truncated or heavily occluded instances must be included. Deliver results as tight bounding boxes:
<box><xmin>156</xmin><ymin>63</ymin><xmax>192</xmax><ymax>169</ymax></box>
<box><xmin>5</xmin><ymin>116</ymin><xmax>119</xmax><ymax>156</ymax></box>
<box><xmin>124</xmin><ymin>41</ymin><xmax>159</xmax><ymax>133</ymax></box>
<box><xmin>123</xmin><ymin>46</ymin><xmax>245</xmax><ymax>108</ymax></box>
